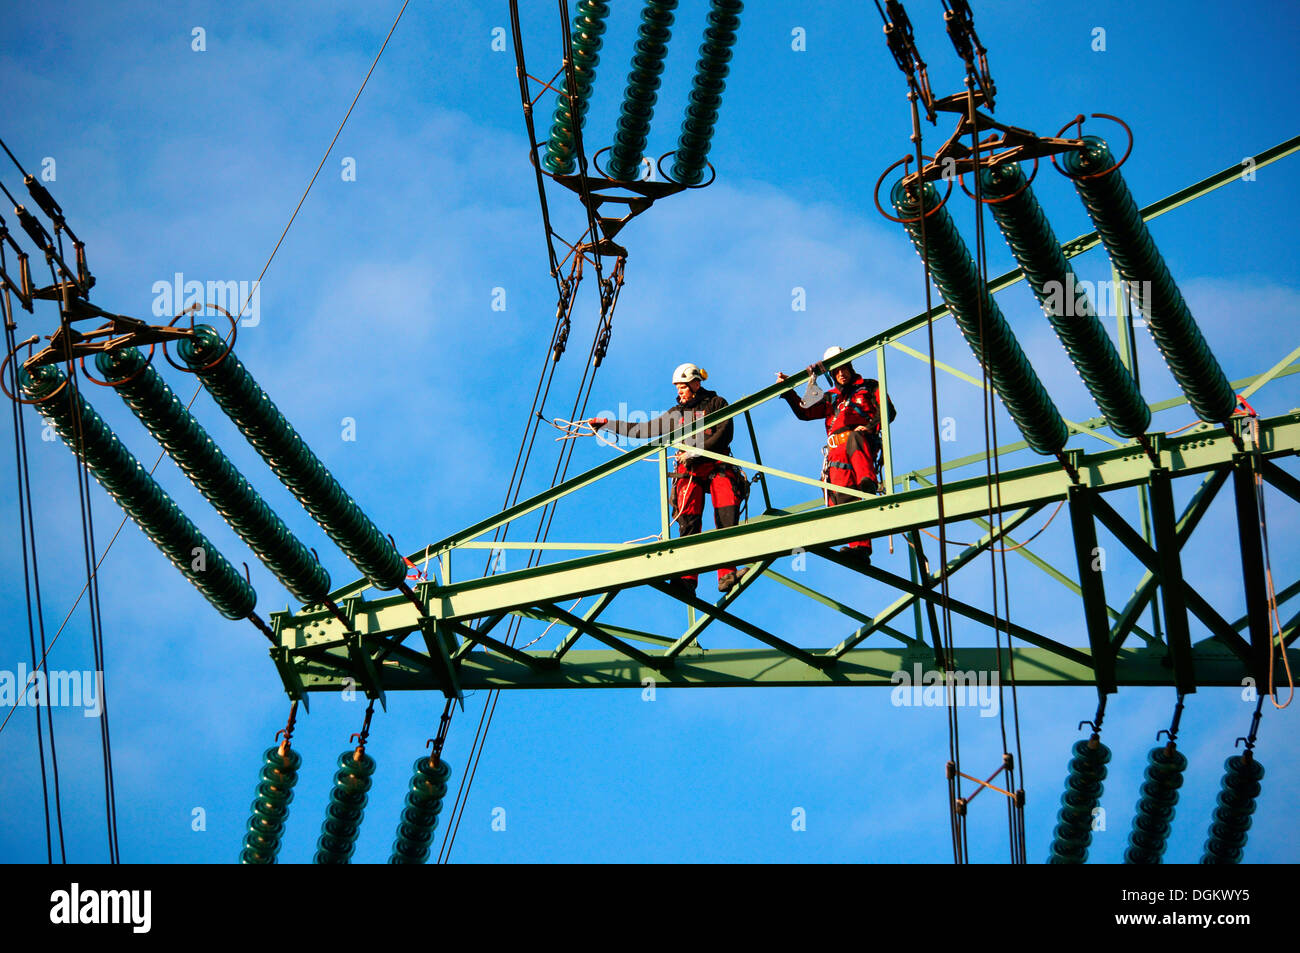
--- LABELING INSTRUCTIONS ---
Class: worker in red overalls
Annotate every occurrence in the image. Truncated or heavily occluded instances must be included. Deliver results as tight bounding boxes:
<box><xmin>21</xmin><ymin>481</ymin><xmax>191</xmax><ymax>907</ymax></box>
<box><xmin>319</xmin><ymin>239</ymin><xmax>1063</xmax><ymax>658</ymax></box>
<box><xmin>777</xmin><ymin>346</ymin><xmax>896</xmax><ymax>561</ymax></box>
<box><xmin>588</xmin><ymin>363</ymin><xmax>747</xmax><ymax>593</ymax></box>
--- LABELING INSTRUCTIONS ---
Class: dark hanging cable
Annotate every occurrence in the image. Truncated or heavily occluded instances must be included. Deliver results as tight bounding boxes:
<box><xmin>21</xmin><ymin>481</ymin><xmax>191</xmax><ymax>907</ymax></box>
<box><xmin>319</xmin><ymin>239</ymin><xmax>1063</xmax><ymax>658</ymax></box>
<box><xmin>438</xmin><ymin>0</ymin><xmax>625</xmax><ymax>863</ymax></box>
<box><xmin>880</xmin><ymin>0</ymin><xmax>965</xmax><ymax>861</ymax></box>
<box><xmin>965</xmin><ymin>77</ymin><xmax>1014</xmax><ymax>865</ymax></box>
<box><xmin>440</xmin><ymin>274</ymin><xmax>617</xmax><ymax>863</ymax></box>
<box><xmin>2</xmin><ymin>251</ymin><xmax>59</xmax><ymax>862</ymax></box>
<box><xmin>60</xmin><ymin>342</ymin><xmax>120</xmax><ymax>862</ymax></box>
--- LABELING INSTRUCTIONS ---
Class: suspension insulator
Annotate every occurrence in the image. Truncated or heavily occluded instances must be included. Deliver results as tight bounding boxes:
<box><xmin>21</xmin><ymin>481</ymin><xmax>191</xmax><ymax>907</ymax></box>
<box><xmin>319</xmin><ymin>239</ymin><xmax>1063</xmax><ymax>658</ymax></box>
<box><xmin>669</xmin><ymin>0</ymin><xmax>743</xmax><ymax>186</ymax></box>
<box><xmin>239</xmin><ymin>745</ymin><xmax>301</xmax><ymax>864</ymax></box>
<box><xmin>1123</xmin><ymin>742</ymin><xmax>1187</xmax><ymax>864</ymax></box>
<box><xmin>178</xmin><ymin>326</ymin><xmax>404</xmax><ymax>591</ymax></box>
<box><xmin>1061</xmin><ymin>137</ymin><xmax>1236</xmax><ymax>424</ymax></box>
<box><xmin>313</xmin><ymin>749</ymin><xmax>377</xmax><ymax>864</ymax></box>
<box><xmin>96</xmin><ymin>348</ymin><xmax>331</xmax><ymax>605</ymax></box>
<box><xmin>892</xmin><ymin>180</ymin><xmax>1070</xmax><ymax>455</ymax></box>
<box><xmin>19</xmin><ymin>362</ymin><xmax>257</xmax><ymax>620</ymax></box>
<box><xmin>542</xmin><ymin>0</ymin><xmax>611</xmax><ymax>175</ymax></box>
<box><xmin>388</xmin><ymin>756</ymin><xmax>452</xmax><ymax>864</ymax></box>
<box><xmin>979</xmin><ymin>163</ymin><xmax>1150</xmax><ymax>439</ymax></box>
<box><xmin>1200</xmin><ymin>753</ymin><xmax>1263</xmax><ymax>864</ymax></box>
<box><xmin>606</xmin><ymin>1</ymin><xmax>678</xmax><ymax>181</ymax></box>
<box><xmin>1047</xmin><ymin>734</ymin><xmax>1111</xmax><ymax>864</ymax></box>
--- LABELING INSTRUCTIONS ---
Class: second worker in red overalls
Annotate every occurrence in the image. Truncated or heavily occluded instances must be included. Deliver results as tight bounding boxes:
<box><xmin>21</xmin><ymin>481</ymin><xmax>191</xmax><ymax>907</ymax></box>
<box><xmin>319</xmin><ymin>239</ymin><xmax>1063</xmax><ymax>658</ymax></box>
<box><xmin>777</xmin><ymin>346</ymin><xmax>896</xmax><ymax>561</ymax></box>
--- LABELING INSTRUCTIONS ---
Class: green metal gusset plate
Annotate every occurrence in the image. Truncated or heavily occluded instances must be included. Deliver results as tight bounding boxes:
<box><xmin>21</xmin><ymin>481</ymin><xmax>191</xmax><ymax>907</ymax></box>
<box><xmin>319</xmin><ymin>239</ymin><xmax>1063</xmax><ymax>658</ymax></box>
<box><xmin>418</xmin><ymin>619</ymin><xmax>462</xmax><ymax>702</ymax></box>
<box><xmin>345</xmin><ymin>632</ymin><xmax>387</xmax><ymax>710</ymax></box>
<box><xmin>269</xmin><ymin>645</ymin><xmax>309</xmax><ymax>712</ymax></box>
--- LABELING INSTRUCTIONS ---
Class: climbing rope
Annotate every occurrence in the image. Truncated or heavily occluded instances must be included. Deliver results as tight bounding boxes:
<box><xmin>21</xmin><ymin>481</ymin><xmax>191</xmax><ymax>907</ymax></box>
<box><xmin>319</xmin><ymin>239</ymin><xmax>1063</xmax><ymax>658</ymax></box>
<box><xmin>966</xmin><ymin>89</ymin><xmax>1028</xmax><ymax>864</ymax></box>
<box><xmin>440</xmin><ymin>291</ymin><xmax>616</xmax><ymax>864</ymax></box>
<box><xmin>439</xmin><ymin>9</ymin><xmax>642</xmax><ymax>853</ymax></box>
<box><xmin>1248</xmin><ymin>414</ymin><xmax>1294</xmax><ymax>707</ymax></box>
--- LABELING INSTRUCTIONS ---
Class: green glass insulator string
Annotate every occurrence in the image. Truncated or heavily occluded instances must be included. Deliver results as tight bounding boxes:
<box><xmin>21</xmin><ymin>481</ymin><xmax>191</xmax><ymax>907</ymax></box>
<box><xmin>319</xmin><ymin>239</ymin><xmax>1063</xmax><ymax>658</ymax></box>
<box><xmin>606</xmin><ymin>1</ymin><xmax>677</xmax><ymax>181</ymax></box>
<box><xmin>1200</xmin><ymin>753</ymin><xmax>1263</xmax><ymax>864</ymax></box>
<box><xmin>388</xmin><ymin>756</ymin><xmax>451</xmax><ymax>864</ymax></box>
<box><xmin>96</xmin><ymin>347</ymin><xmax>331</xmax><ymax>605</ymax></box>
<box><xmin>1123</xmin><ymin>741</ymin><xmax>1187</xmax><ymax>864</ymax></box>
<box><xmin>1047</xmin><ymin>734</ymin><xmax>1110</xmax><ymax>864</ymax></box>
<box><xmin>19</xmin><ymin>361</ymin><xmax>256</xmax><ymax>620</ymax></box>
<box><xmin>239</xmin><ymin>745</ymin><xmax>301</xmax><ymax>864</ymax></box>
<box><xmin>178</xmin><ymin>325</ymin><xmax>404</xmax><ymax>591</ymax></box>
<box><xmin>542</xmin><ymin>0</ymin><xmax>611</xmax><ymax>175</ymax></box>
<box><xmin>1061</xmin><ymin>136</ymin><xmax>1236</xmax><ymax>424</ymax></box>
<box><xmin>670</xmin><ymin>0</ymin><xmax>743</xmax><ymax>186</ymax></box>
<box><xmin>979</xmin><ymin>161</ymin><xmax>1150</xmax><ymax>439</ymax></box>
<box><xmin>314</xmin><ymin>748</ymin><xmax>376</xmax><ymax>864</ymax></box>
<box><xmin>892</xmin><ymin>179</ymin><xmax>1070</xmax><ymax>455</ymax></box>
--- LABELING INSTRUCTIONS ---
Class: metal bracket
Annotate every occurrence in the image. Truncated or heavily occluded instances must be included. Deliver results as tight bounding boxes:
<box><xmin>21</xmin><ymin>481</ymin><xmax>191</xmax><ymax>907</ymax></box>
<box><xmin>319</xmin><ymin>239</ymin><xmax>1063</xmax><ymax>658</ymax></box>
<box><xmin>268</xmin><ymin>609</ymin><xmax>291</xmax><ymax>645</ymax></box>
<box><xmin>269</xmin><ymin>645</ymin><xmax>309</xmax><ymax>712</ymax></box>
<box><xmin>1067</xmin><ymin>485</ymin><xmax>1116</xmax><ymax>694</ymax></box>
<box><xmin>1147</xmin><ymin>470</ymin><xmax>1196</xmax><ymax>694</ymax></box>
<box><xmin>344</xmin><ymin>631</ymin><xmax>387</xmax><ymax>710</ymax></box>
<box><xmin>1232</xmin><ymin>453</ymin><xmax>1272</xmax><ymax>687</ymax></box>
<box><xmin>419</xmin><ymin>618</ymin><xmax>463</xmax><ymax>705</ymax></box>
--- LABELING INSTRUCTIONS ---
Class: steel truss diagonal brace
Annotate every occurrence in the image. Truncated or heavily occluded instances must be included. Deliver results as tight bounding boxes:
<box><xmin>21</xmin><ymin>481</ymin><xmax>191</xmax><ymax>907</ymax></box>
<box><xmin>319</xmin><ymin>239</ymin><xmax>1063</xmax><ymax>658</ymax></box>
<box><xmin>1090</xmin><ymin>482</ymin><xmax>1252</xmax><ymax>685</ymax></box>
<box><xmin>1107</xmin><ymin>468</ymin><xmax>1228</xmax><ymax>652</ymax></box>
<box><xmin>824</xmin><ymin>506</ymin><xmax>1044</xmax><ymax>660</ymax></box>
<box><xmin>1068</xmin><ymin>486</ymin><xmax>1116</xmax><ymax>694</ymax></box>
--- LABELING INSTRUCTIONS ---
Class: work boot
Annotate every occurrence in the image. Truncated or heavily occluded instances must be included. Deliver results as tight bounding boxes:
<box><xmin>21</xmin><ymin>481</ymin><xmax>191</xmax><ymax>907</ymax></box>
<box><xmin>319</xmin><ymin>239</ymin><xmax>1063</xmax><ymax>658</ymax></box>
<box><xmin>840</xmin><ymin>545</ymin><xmax>872</xmax><ymax>565</ymax></box>
<box><xmin>664</xmin><ymin>577</ymin><xmax>697</xmax><ymax>598</ymax></box>
<box><xmin>718</xmin><ymin>567</ymin><xmax>747</xmax><ymax>594</ymax></box>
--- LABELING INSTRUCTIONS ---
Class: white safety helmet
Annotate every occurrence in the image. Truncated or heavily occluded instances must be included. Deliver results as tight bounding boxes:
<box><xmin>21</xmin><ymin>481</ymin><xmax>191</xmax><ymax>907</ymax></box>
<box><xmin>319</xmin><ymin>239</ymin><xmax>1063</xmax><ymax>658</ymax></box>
<box><xmin>672</xmin><ymin>362</ymin><xmax>707</xmax><ymax>384</ymax></box>
<box><xmin>823</xmin><ymin>345</ymin><xmax>845</xmax><ymax>362</ymax></box>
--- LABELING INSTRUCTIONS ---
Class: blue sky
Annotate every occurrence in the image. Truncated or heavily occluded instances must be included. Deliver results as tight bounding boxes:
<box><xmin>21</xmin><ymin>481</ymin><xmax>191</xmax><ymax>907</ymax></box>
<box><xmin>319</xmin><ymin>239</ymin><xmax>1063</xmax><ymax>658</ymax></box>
<box><xmin>1</xmin><ymin>0</ymin><xmax>1298</xmax><ymax>864</ymax></box>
